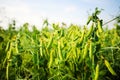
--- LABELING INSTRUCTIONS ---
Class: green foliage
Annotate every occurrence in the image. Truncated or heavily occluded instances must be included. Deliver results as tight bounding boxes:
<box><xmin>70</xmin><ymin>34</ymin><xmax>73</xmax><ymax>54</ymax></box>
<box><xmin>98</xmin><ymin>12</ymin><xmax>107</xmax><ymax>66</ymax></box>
<box><xmin>0</xmin><ymin>8</ymin><xmax>120</xmax><ymax>80</ymax></box>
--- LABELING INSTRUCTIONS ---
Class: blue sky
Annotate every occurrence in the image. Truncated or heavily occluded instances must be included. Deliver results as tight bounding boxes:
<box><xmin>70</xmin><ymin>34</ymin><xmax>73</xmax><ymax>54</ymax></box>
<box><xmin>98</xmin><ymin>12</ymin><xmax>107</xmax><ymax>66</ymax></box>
<box><xmin>0</xmin><ymin>0</ymin><xmax>120</xmax><ymax>29</ymax></box>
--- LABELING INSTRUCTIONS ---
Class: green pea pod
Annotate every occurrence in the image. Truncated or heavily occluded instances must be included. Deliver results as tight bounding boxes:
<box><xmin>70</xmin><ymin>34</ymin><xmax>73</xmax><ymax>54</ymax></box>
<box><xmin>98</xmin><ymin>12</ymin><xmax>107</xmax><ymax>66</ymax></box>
<box><xmin>58</xmin><ymin>41</ymin><xmax>62</xmax><ymax>60</ymax></box>
<box><xmin>89</xmin><ymin>41</ymin><xmax>93</xmax><ymax>60</ymax></box>
<box><xmin>40</xmin><ymin>38</ymin><xmax>43</xmax><ymax>56</ymax></box>
<box><xmin>5</xmin><ymin>41</ymin><xmax>10</xmax><ymax>52</ymax></box>
<box><xmin>12</xmin><ymin>42</ymin><xmax>19</xmax><ymax>55</ymax></box>
<box><xmin>60</xmin><ymin>29</ymin><xmax>64</xmax><ymax>37</ymax></box>
<box><xmin>7</xmin><ymin>43</ymin><xmax>12</xmax><ymax>59</ymax></box>
<box><xmin>86</xmin><ymin>23</ymin><xmax>94</xmax><ymax>38</ymax></box>
<box><xmin>79</xmin><ymin>30</ymin><xmax>85</xmax><ymax>44</ymax></box>
<box><xmin>47</xmin><ymin>34</ymin><xmax>53</xmax><ymax>49</ymax></box>
<box><xmin>48</xmin><ymin>50</ymin><xmax>54</xmax><ymax>68</ymax></box>
<box><xmin>104</xmin><ymin>59</ymin><xmax>117</xmax><ymax>76</ymax></box>
<box><xmin>79</xmin><ymin>43</ymin><xmax>88</xmax><ymax>63</ymax></box>
<box><xmin>96</xmin><ymin>30</ymin><xmax>100</xmax><ymax>38</ymax></box>
<box><xmin>83</xmin><ymin>43</ymin><xmax>89</xmax><ymax>59</ymax></box>
<box><xmin>94</xmin><ymin>64</ymin><xmax>99</xmax><ymax>80</ymax></box>
<box><xmin>97</xmin><ymin>20</ymin><xmax>103</xmax><ymax>33</ymax></box>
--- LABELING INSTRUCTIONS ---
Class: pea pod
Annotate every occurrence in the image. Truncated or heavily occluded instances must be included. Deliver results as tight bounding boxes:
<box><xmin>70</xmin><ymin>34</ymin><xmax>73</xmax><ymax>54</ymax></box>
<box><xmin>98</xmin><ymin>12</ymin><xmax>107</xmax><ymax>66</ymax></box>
<box><xmin>83</xmin><ymin>43</ymin><xmax>89</xmax><ymax>60</ymax></box>
<box><xmin>79</xmin><ymin>30</ymin><xmax>85</xmax><ymax>44</ymax></box>
<box><xmin>6</xmin><ymin>42</ymin><xmax>12</xmax><ymax>59</ymax></box>
<box><xmin>79</xmin><ymin>43</ymin><xmax>89</xmax><ymax>63</ymax></box>
<box><xmin>94</xmin><ymin>64</ymin><xmax>99</xmax><ymax>80</ymax></box>
<box><xmin>96</xmin><ymin>30</ymin><xmax>100</xmax><ymax>38</ymax></box>
<box><xmin>48</xmin><ymin>50</ymin><xmax>54</xmax><ymax>68</ymax></box>
<box><xmin>89</xmin><ymin>41</ymin><xmax>93</xmax><ymax>60</ymax></box>
<box><xmin>12</xmin><ymin>41</ymin><xmax>19</xmax><ymax>55</ymax></box>
<box><xmin>58</xmin><ymin>41</ymin><xmax>62</xmax><ymax>60</ymax></box>
<box><xmin>104</xmin><ymin>59</ymin><xmax>117</xmax><ymax>76</ymax></box>
<box><xmin>47</xmin><ymin>34</ymin><xmax>53</xmax><ymax>49</ymax></box>
<box><xmin>86</xmin><ymin>23</ymin><xmax>94</xmax><ymax>38</ymax></box>
<box><xmin>40</xmin><ymin>38</ymin><xmax>43</xmax><ymax>56</ymax></box>
<box><xmin>97</xmin><ymin>20</ymin><xmax>103</xmax><ymax>33</ymax></box>
<box><xmin>5</xmin><ymin>41</ymin><xmax>10</xmax><ymax>52</ymax></box>
<box><xmin>6</xmin><ymin>42</ymin><xmax>12</xmax><ymax>80</ymax></box>
<box><xmin>60</xmin><ymin>29</ymin><xmax>64</xmax><ymax>37</ymax></box>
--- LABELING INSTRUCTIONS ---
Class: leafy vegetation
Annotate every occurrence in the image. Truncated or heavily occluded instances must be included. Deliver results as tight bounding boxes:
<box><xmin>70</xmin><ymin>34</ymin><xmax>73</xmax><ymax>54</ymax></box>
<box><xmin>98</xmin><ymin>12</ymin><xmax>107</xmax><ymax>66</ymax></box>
<box><xmin>0</xmin><ymin>8</ymin><xmax>120</xmax><ymax>80</ymax></box>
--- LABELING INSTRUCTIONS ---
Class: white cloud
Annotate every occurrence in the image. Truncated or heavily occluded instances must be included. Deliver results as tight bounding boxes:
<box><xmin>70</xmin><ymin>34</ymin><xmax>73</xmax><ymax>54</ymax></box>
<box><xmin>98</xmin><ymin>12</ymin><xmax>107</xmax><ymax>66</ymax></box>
<box><xmin>80</xmin><ymin>0</ymin><xmax>111</xmax><ymax>8</ymax></box>
<box><xmin>0</xmin><ymin>0</ymin><xmax>115</xmax><ymax>29</ymax></box>
<box><xmin>0</xmin><ymin>0</ymin><xmax>87</xmax><ymax>29</ymax></box>
<box><xmin>64</xmin><ymin>5</ymin><xmax>77</xmax><ymax>13</ymax></box>
<box><xmin>0</xmin><ymin>0</ymin><xmax>45</xmax><ymax>29</ymax></box>
<box><xmin>81</xmin><ymin>0</ymin><xmax>109</xmax><ymax>3</ymax></box>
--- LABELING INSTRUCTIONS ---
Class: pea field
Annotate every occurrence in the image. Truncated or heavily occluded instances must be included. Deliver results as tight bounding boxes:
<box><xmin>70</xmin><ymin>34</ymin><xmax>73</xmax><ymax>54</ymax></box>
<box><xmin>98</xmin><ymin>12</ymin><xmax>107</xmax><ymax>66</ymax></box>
<box><xmin>0</xmin><ymin>9</ymin><xmax>120</xmax><ymax>80</ymax></box>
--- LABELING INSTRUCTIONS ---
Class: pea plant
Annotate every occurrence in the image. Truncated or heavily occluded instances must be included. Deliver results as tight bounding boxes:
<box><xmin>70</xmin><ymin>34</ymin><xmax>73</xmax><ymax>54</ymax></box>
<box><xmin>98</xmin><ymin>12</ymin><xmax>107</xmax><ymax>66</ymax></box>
<box><xmin>0</xmin><ymin>8</ymin><xmax>120</xmax><ymax>80</ymax></box>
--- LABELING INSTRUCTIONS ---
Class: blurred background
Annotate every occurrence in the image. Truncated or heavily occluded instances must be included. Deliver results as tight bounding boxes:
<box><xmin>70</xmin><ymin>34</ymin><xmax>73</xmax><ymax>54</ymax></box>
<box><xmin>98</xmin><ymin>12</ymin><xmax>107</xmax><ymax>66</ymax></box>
<box><xmin>0</xmin><ymin>0</ymin><xmax>120</xmax><ymax>29</ymax></box>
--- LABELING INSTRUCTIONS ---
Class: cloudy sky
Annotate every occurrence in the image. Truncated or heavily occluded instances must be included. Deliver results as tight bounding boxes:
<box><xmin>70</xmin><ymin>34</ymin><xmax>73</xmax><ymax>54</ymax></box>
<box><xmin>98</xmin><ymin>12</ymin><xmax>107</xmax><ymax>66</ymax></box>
<box><xmin>0</xmin><ymin>0</ymin><xmax>120</xmax><ymax>29</ymax></box>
